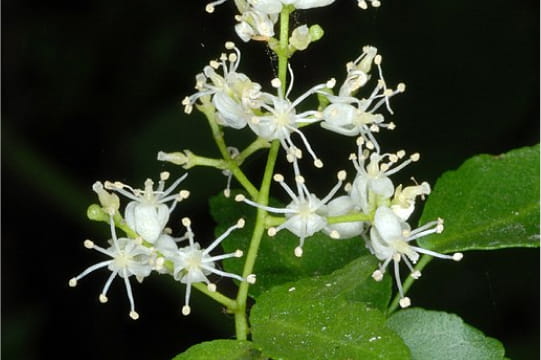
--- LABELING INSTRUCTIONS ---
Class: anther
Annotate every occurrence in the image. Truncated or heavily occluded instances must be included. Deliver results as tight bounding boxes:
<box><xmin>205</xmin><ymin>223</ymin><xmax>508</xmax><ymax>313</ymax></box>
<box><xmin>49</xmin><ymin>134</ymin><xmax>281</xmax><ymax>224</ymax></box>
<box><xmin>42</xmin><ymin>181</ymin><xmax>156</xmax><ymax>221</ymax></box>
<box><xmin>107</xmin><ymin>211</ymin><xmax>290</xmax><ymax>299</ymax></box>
<box><xmin>372</xmin><ymin>270</ymin><xmax>384</xmax><ymax>281</ymax></box>
<box><xmin>330</xmin><ymin>230</ymin><xmax>341</xmax><ymax>239</ymax></box>
<box><xmin>271</xmin><ymin>78</ymin><xmax>281</xmax><ymax>88</ymax></box>
<box><xmin>410</xmin><ymin>153</ymin><xmax>420</xmax><ymax>161</ymax></box>
<box><xmin>294</xmin><ymin>246</ymin><xmax>303</xmax><ymax>257</ymax></box>
<box><xmin>452</xmin><ymin>253</ymin><xmax>463</xmax><ymax>261</ymax></box>
<box><xmin>160</xmin><ymin>171</ymin><xmax>170</xmax><ymax>181</ymax></box>
<box><xmin>235</xmin><ymin>194</ymin><xmax>246</xmax><ymax>202</ymax></box>
<box><xmin>236</xmin><ymin>218</ymin><xmax>245</xmax><ymax>228</ymax></box>
<box><xmin>225</xmin><ymin>41</ymin><xmax>235</xmax><ymax>50</ymax></box>
<box><xmin>182</xmin><ymin>217</ymin><xmax>191</xmax><ymax>227</ymax></box>
<box><xmin>397</xmin><ymin>83</ymin><xmax>406</xmax><ymax>92</ymax></box>
<box><xmin>247</xmin><ymin>274</ymin><xmax>257</xmax><ymax>284</ymax></box>
<box><xmin>273</xmin><ymin>174</ymin><xmax>284</xmax><ymax>182</ymax></box>
<box><xmin>182</xmin><ymin>305</ymin><xmax>191</xmax><ymax>316</ymax></box>
<box><xmin>267</xmin><ymin>227</ymin><xmax>277</xmax><ymax>236</ymax></box>
<box><xmin>326</xmin><ymin>78</ymin><xmax>336</xmax><ymax>88</ymax></box>
<box><xmin>84</xmin><ymin>240</ymin><xmax>94</xmax><ymax>249</ymax></box>
<box><xmin>399</xmin><ymin>297</ymin><xmax>411</xmax><ymax>308</ymax></box>
<box><xmin>374</xmin><ymin>54</ymin><xmax>382</xmax><ymax>65</ymax></box>
<box><xmin>129</xmin><ymin>311</ymin><xmax>140</xmax><ymax>320</ymax></box>
<box><xmin>234</xmin><ymin>249</ymin><xmax>244</xmax><ymax>257</ymax></box>
<box><xmin>411</xmin><ymin>270</ymin><xmax>422</xmax><ymax>279</ymax></box>
<box><xmin>314</xmin><ymin>159</ymin><xmax>324</xmax><ymax>168</ymax></box>
<box><xmin>68</xmin><ymin>278</ymin><xmax>77</xmax><ymax>287</ymax></box>
<box><xmin>99</xmin><ymin>294</ymin><xmax>108</xmax><ymax>303</ymax></box>
<box><xmin>207</xmin><ymin>283</ymin><xmax>217</xmax><ymax>292</ymax></box>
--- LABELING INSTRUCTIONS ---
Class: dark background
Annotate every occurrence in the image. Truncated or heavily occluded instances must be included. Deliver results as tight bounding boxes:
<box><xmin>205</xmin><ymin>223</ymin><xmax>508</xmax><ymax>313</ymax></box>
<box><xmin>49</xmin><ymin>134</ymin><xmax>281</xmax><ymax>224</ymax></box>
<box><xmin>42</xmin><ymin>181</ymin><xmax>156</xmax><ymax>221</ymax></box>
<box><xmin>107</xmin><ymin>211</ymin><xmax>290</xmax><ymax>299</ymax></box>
<box><xmin>3</xmin><ymin>0</ymin><xmax>539</xmax><ymax>359</ymax></box>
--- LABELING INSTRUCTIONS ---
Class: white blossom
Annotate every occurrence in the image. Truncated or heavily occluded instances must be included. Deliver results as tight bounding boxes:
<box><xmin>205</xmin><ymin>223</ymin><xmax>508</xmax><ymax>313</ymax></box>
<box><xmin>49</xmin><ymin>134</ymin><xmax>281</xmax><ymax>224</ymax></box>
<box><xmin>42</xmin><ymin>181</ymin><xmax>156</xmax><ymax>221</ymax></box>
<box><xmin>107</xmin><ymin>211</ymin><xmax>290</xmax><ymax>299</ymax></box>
<box><xmin>321</xmin><ymin>47</ymin><xmax>404</xmax><ymax>147</ymax></box>
<box><xmin>248</xmin><ymin>0</ymin><xmax>335</xmax><ymax>14</ymax></box>
<box><xmin>182</xmin><ymin>42</ymin><xmax>263</xmax><ymax>129</ymax></box>
<box><xmin>69</xmin><ymin>215</ymin><xmax>154</xmax><ymax>320</ymax></box>
<box><xmin>236</xmin><ymin>161</ymin><xmax>346</xmax><ymax>256</ymax></box>
<box><xmin>368</xmin><ymin>206</ymin><xmax>462</xmax><ymax>308</ymax></box>
<box><xmin>320</xmin><ymin>195</ymin><xmax>365</xmax><ymax>239</ymax></box>
<box><xmin>105</xmin><ymin>172</ymin><xmax>189</xmax><ymax>244</ymax></box>
<box><xmin>249</xmin><ymin>75</ymin><xmax>334</xmax><ymax>167</ymax></box>
<box><xmin>170</xmin><ymin>218</ymin><xmax>255</xmax><ymax>315</ymax></box>
<box><xmin>390</xmin><ymin>181</ymin><xmax>431</xmax><ymax>221</ymax></box>
<box><xmin>234</xmin><ymin>8</ymin><xmax>278</xmax><ymax>42</ymax></box>
<box><xmin>348</xmin><ymin>138</ymin><xmax>420</xmax><ymax>213</ymax></box>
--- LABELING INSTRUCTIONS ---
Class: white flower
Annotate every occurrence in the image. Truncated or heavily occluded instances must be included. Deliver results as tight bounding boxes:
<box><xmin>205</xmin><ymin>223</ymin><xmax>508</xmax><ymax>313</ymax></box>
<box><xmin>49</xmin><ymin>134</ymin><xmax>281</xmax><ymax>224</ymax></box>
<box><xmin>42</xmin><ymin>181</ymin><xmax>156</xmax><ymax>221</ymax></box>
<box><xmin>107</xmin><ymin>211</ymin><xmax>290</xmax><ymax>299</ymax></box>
<box><xmin>170</xmin><ymin>218</ymin><xmax>255</xmax><ymax>315</ymax></box>
<box><xmin>182</xmin><ymin>42</ymin><xmax>264</xmax><ymax>129</ymax></box>
<box><xmin>339</xmin><ymin>46</ymin><xmax>379</xmax><ymax>96</ymax></box>
<box><xmin>92</xmin><ymin>181</ymin><xmax>119</xmax><ymax>215</ymax></box>
<box><xmin>368</xmin><ymin>206</ymin><xmax>462</xmax><ymax>308</ymax></box>
<box><xmin>248</xmin><ymin>0</ymin><xmax>335</xmax><ymax>14</ymax></box>
<box><xmin>390</xmin><ymin>181</ymin><xmax>431</xmax><ymax>221</ymax></box>
<box><xmin>69</xmin><ymin>215</ymin><xmax>154</xmax><ymax>320</ymax></box>
<box><xmin>234</xmin><ymin>8</ymin><xmax>278</xmax><ymax>42</ymax></box>
<box><xmin>320</xmin><ymin>195</ymin><xmax>365</xmax><ymax>239</ymax></box>
<box><xmin>321</xmin><ymin>47</ymin><xmax>404</xmax><ymax>146</ymax></box>
<box><xmin>236</xmin><ymin>162</ymin><xmax>346</xmax><ymax>256</ymax></box>
<box><xmin>249</xmin><ymin>76</ymin><xmax>334</xmax><ymax>167</ymax></box>
<box><xmin>348</xmin><ymin>138</ymin><xmax>420</xmax><ymax>213</ymax></box>
<box><xmin>105</xmin><ymin>172</ymin><xmax>189</xmax><ymax>244</ymax></box>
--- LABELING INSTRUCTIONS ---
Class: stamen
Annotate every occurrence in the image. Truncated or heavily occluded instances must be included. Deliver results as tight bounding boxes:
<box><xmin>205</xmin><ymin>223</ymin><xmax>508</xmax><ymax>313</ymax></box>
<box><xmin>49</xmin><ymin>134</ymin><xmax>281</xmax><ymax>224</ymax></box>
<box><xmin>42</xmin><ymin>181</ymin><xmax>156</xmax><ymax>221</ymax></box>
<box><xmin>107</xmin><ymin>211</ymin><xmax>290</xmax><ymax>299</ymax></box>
<box><xmin>399</xmin><ymin>297</ymin><xmax>411</xmax><ymax>308</ymax></box>
<box><xmin>372</xmin><ymin>269</ymin><xmax>384</xmax><ymax>281</ymax></box>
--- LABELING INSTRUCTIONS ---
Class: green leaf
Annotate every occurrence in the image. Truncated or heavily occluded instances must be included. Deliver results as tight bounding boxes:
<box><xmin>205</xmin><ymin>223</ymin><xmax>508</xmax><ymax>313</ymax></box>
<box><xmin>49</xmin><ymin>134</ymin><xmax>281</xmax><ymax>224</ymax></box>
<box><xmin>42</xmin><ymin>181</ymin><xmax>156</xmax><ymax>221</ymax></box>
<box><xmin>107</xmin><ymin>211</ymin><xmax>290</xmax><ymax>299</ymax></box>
<box><xmin>386</xmin><ymin>308</ymin><xmax>506</xmax><ymax>360</ymax></box>
<box><xmin>259</xmin><ymin>254</ymin><xmax>392</xmax><ymax>312</ymax></box>
<box><xmin>172</xmin><ymin>339</ymin><xmax>265</xmax><ymax>360</ymax></box>
<box><xmin>251</xmin><ymin>274</ymin><xmax>410</xmax><ymax>360</ymax></box>
<box><xmin>418</xmin><ymin>145</ymin><xmax>540</xmax><ymax>253</ymax></box>
<box><xmin>209</xmin><ymin>191</ymin><xmax>364</xmax><ymax>297</ymax></box>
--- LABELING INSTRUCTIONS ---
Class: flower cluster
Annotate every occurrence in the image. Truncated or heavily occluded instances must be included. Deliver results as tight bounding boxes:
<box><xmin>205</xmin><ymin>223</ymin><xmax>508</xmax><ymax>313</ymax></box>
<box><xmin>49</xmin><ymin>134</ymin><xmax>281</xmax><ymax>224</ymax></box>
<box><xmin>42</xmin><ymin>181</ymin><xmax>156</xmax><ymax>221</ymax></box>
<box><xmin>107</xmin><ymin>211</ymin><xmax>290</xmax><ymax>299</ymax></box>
<box><xmin>176</xmin><ymin>24</ymin><xmax>462</xmax><ymax>307</ymax></box>
<box><xmin>206</xmin><ymin>0</ymin><xmax>381</xmax><ymax>44</ymax></box>
<box><xmin>69</xmin><ymin>172</ymin><xmax>254</xmax><ymax>319</ymax></box>
<box><xmin>72</xmin><ymin>0</ymin><xmax>461</xmax><ymax>325</ymax></box>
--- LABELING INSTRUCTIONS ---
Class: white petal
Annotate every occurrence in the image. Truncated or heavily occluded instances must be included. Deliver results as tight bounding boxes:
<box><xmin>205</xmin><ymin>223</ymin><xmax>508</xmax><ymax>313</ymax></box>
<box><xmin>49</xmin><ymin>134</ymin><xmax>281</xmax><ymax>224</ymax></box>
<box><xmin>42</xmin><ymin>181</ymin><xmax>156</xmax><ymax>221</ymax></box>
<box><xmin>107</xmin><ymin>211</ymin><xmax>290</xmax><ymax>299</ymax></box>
<box><xmin>373</xmin><ymin>206</ymin><xmax>403</xmax><ymax>243</ymax></box>
<box><xmin>369</xmin><ymin>176</ymin><xmax>394</xmax><ymax>198</ymax></box>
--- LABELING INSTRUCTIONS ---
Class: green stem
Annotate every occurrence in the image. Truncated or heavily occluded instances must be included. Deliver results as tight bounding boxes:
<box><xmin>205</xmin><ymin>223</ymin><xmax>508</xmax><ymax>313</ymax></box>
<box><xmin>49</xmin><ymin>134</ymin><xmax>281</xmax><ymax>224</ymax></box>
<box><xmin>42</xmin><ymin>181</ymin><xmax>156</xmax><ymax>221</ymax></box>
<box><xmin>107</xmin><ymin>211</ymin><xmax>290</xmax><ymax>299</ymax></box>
<box><xmin>387</xmin><ymin>254</ymin><xmax>433</xmax><ymax>314</ymax></box>
<box><xmin>278</xmin><ymin>6</ymin><xmax>292</xmax><ymax>91</ymax></box>
<box><xmin>193</xmin><ymin>283</ymin><xmax>238</xmax><ymax>311</ymax></box>
<box><xmin>234</xmin><ymin>141</ymin><xmax>280</xmax><ymax>340</ymax></box>
<box><xmin>199</xmin><ymin>101</ymin><xmax>259</xmax><ymax>198</ymax></box>
<box><xmin>237</xmin><ymin>138</ymin><xmax>271</xmax><ymax>164</ymax></box>
<box><xmin>327</xmin><ymin>212</ymin><xmax>372</xmax><ymax>224</ymax></box>
<box><xmin>234</xmin><ymin>5</ymin><xmax>291</xmax><ymax>340</ymax></box>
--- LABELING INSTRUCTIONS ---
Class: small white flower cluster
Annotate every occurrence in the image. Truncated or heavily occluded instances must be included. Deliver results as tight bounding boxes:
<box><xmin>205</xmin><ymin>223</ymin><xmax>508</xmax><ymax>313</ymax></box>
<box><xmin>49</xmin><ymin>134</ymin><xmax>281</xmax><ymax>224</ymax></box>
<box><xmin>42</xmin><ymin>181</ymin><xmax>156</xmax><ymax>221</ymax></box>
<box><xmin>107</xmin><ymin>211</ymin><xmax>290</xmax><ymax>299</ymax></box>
<box><xmin>205</xmin><ymin>0</ymin><xmax>381</xmax><ymax>43</ymax></box>
<box><xmin>69</xmin><ymin>172</ymin><xmax>254</xmax><ymax>319</ymax></box>
<box><xmin>179</xmin><ymin>37</ymin><xmax>462</xmax><ymax>307</ymax></box>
